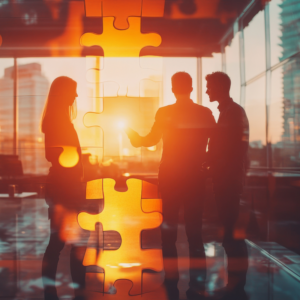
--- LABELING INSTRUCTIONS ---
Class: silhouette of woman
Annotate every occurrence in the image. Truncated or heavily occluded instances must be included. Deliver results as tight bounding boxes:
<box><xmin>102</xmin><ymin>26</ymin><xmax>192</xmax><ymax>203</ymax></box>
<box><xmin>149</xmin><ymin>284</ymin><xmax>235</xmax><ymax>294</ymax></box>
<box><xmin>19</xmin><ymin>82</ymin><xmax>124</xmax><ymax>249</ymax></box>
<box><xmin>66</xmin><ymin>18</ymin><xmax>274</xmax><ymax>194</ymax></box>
<box><xmin>41</xmin><ymin>77</ymin><xmax>88</xmax><ymax>300</ymax></box>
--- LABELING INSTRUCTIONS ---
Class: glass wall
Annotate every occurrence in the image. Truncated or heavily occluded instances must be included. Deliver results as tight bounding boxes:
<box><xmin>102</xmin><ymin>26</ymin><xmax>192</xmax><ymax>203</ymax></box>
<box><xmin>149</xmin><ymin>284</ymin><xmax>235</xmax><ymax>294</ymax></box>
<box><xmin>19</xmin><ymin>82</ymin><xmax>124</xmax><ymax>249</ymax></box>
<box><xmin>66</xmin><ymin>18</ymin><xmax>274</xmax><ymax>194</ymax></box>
<box><xmin>245</xmin><ymin>76</ymin><xmax>267</xmax><ymax>167</ymax></box>
<box><xmin>0</xmin><ymin>56</ymin><xmax>199</xmax><ymax>176</ymax></box>
<box><xmin>202</xmin><ymin>53</ymin><xmax>222</xmax><ymax>120</ymax></box>
<box><xmin>219</xmin><ymin>0</ymin><xmax>300</xmax><ymax>258</ymax></box>
<box><xmin>0</xmin><ymin>58</ymin><xmax>14</xmax><ymax>155</ymax></box>
<box><xmin>244</xmin><ymin>10</ymin><xmax>266</xmax><ymax>81</ymax></box>
<box><xmin>222</xmin><ymin>0</ymin><xmax>300</xmax><ymax>170</ymax></box>
<box><xmin>225</xmin><ymin>32</ymin><xmax>240</xmax><ymax>103</ymax></box>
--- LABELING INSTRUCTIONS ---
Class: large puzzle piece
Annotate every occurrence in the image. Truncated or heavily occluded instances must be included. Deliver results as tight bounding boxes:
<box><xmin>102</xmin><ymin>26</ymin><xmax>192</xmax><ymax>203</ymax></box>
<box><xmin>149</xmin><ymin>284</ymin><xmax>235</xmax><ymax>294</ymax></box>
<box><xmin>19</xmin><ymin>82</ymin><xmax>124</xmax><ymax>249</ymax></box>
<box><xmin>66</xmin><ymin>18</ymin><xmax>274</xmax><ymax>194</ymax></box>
<box><xmin>78</xmin><ymin>178</ymin><xmax>163</xmax><ymax>295</ymax></box>
<box><xmin>87</xmin><ymin>280</ymin><xmax>168</xmax><ymax>300</ymax></box>
<box><xmin>81</xmin><ymin>17</ymin><xmax>161</xmax><ymax>57</ymax></box>
<box><xmin>86</xmin><ymin>57</ymin><xmax>162</xmax><ymax>96</ymax></box>
<box><xmin>83</xmin><ymin>96</ymin><xmax>159</xmax><ymax>157</ymax></box>
<box><xmin>84</xmin><ymin>0</ymin><xmax>165</xmax><ymax>29</ymax></box>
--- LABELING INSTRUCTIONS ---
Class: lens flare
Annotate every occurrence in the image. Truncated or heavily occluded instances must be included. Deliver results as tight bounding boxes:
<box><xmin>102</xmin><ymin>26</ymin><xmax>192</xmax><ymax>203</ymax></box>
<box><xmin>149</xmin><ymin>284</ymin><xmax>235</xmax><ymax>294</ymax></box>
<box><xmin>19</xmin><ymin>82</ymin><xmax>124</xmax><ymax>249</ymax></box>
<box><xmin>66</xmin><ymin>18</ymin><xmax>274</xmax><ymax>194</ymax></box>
<box><xmin>117</xmin><ymin>120</ymin><xmax>126</xmax><ymax>129</ymax></box>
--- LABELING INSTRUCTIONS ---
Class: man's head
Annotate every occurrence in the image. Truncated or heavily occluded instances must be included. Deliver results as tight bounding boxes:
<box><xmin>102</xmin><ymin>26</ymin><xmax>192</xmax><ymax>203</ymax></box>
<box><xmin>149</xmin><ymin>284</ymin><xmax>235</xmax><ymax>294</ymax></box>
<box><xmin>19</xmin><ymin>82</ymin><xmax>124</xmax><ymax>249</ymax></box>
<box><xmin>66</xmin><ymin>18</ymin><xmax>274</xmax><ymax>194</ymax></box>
<box><xmin>205</xmin><ymin>72</ymin><xmax>231</xmax><ymax>102</ymax></box>
<box><xmin>171</xmin><ymin>72</ymin><xmax>193</xmax><ymax>100</ymax></box>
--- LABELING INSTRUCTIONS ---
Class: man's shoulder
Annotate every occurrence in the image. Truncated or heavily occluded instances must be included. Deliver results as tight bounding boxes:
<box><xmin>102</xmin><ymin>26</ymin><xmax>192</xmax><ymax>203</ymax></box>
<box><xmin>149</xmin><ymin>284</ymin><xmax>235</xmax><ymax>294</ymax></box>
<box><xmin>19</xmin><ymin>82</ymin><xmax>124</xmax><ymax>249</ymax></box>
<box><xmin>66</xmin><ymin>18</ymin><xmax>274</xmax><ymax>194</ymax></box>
<box><xmin>228</xmin><ymin>100</ymin><xmax>246</xmax><ymax>115</ymax></box>
<box><xmin>196</xmin><ymin>103</ymin><xmax>213</xmax><ymax>113</ymax></box>
<box><xmin>158</xmin><ymin>103</ymin><xmax>213</xmax><ymax>114</ymax></box>
<box><xmin>189</xmin><ymin>103</ymin><xmax>214</xmax><ymax>119</ymax></box>
<box><xmin>227</xmin><ymin>100</ymin><xmax>249</xmax><ymax>126</ymax></box>
<box><xmin>155</xmin><ymin>104</ymin><xmax>173</xmax><ymax>116</ymax></box>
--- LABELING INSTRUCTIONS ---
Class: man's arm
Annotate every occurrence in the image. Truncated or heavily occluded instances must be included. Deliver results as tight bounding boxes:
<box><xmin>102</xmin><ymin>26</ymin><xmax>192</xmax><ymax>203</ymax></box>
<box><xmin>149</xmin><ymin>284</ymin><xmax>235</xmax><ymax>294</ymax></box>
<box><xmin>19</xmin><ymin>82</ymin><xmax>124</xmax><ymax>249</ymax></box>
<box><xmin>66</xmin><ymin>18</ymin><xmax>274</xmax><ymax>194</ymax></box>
<box><xmin>126</xmin><ymin>108</ymin><xmax>163</xmax><ymax>148</ymax></box>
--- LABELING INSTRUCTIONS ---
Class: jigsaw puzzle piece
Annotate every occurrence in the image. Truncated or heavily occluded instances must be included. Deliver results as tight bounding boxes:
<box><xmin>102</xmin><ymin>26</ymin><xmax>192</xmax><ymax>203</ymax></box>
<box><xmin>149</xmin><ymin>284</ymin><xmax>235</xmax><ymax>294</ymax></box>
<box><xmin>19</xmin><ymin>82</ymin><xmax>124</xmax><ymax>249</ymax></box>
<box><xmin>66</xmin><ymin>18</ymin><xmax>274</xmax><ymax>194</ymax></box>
<box><xmin>83</xmin><ymin>96</ymin><xmax>158</xmax><ymax>158</ymax></box>
<box><xmin>58</xmin><ymin>146</ymin><xmax>79</xmax><ymax>168</ymax></box>
<box><xmin>45</xmin><ymin>146</ymin><xmax>79</xmax><ymax>168</ymax></box>
<box><xmin>84</xmin><ymin>0</ymin><xmax>165</xmax><ymax>24</ymax></box>
<box><xmin>86</xmin><ymin>273</ymin><xmax>104</xmax><ymax>293</ymax></box>
<box><xmin>142</xmin><ymin>272</ymin><xmax>164</xmax><ymax>294</ymax></box>
<box><xmin>78</xmin><ymin>178</ymin><xmax>163</xmax><ymax>295</ymax></box>
<box><xmin>139</xmin><ymin>56</ymin><xmax>163</xmax><ymax>71</ymax></box>
<box><xmin>103</xmin><ymin>0</ymin><xmax>142</xmax><ymax>29</ymax></box>
<box><xmin>81</xmin><ymin>17</ymin><xmax>162</xmax><ymax>57</ymax></box>
<box><xmin>139</xmin><ymin>79</ymin><xmax>161</xmax><ymax>97</ymax></box>
<box><xmin>84</xmin><ymin>0</ymin><xmax>142</xmax><ymax>28</ymax></box>
<box><xmin>86</xmin><ymin>278</ymin><xmax>168</xmax><ymax>299</ymax></box>
<box><xmin>103</xmin><ymin>0</ymin><xmax>165</xmax><ymax>29</ymax></box>
<box><xmin>86</xmin><ymin>178</ymin><xmax>104</xmax><ymax>199</ymax></box>
<box><xmin>86</xmin><ymin>57</ymin><xmax>162</xmax><ymax>97</ymax></box>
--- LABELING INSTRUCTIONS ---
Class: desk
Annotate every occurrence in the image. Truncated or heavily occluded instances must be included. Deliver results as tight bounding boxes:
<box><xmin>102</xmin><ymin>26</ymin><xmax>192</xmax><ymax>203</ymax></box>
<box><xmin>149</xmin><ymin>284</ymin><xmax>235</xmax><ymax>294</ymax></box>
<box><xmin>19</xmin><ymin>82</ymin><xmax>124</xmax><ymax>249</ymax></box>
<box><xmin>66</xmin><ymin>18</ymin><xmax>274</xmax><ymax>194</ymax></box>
<box><xmin>0</xmin><ymin>192</ymin><xmax>37</xmax><ymax>199</ymax></box>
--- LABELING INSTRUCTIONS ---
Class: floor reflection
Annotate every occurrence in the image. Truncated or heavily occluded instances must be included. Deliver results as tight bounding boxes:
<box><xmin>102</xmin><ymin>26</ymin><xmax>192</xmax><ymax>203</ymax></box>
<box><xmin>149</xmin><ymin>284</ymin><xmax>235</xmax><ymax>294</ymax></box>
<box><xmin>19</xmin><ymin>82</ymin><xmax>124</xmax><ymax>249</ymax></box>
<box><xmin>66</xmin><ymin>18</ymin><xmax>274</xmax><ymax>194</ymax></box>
<box><xmin>0</xmin><ymin>198</ymin><xmax>300</xmax><ymax>299</ymax></box>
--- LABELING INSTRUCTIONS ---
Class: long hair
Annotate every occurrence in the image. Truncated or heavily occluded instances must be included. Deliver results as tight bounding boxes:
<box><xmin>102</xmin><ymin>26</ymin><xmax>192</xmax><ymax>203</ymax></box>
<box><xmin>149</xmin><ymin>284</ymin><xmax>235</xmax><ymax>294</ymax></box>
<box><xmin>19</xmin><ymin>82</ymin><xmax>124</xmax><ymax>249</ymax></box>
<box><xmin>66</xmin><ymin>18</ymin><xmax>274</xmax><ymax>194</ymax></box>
<box><xmin>41</xmin><ymin>76</ymin><xmax>77</xmax><ymax>133</ymax></box>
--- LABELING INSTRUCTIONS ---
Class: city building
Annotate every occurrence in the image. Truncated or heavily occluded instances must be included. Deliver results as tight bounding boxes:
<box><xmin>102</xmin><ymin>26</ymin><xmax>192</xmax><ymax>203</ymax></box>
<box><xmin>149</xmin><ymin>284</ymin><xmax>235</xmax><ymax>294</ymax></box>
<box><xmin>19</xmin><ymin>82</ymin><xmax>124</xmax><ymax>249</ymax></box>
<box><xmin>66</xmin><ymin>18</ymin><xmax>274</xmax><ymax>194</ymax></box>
<box><xmin>281</xmin><ymin>0</ymin><xmax>300</xmax><ymax>165</ymax></box>
<box><xmin>0</xmin><ymin>63</ymin><xmax>49</xmax><ymax>174</ymax></box>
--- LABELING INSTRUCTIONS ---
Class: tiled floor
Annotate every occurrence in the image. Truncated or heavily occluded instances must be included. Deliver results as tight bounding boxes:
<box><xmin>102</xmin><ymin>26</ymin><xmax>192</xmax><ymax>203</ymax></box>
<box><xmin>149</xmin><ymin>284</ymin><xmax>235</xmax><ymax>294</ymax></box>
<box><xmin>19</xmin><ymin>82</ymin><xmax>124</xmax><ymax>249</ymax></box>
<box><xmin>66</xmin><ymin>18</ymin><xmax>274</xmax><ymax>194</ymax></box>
<box><xmin>1</xmin><ymin>198</ymin><xmax>300</xmax><ymax>299</ymax></box>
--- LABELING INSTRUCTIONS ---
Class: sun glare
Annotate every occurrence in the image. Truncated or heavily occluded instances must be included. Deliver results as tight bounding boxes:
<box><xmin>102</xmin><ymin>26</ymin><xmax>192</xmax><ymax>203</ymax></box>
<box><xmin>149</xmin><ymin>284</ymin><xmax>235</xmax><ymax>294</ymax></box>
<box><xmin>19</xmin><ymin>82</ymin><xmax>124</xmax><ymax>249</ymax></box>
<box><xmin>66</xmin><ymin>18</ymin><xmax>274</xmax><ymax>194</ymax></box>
<box><xmin>117</xmin><ymin>120</ymin><xmax>126</xmax><ymax>129</ymax></box>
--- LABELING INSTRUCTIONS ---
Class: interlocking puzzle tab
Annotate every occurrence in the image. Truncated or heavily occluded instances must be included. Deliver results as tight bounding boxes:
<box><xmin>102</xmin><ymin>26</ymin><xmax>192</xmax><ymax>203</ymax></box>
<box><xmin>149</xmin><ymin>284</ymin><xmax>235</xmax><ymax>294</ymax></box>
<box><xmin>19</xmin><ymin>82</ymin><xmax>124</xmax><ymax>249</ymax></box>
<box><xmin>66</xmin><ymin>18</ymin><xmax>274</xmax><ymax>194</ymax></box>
<box><xmin>83</xmin><ymin>96</ymin><xmax>159</xmax><ymax>157</ymax></box>
<box><xmin>58</xmin><ymin>146</ymin><xmax>79</xmax><ymax>168</ymax></box>
<box><xmin>90</xmin><ymin>279</ymin><xmax>168</xmax><ymax>299</ymax></box>
<box><xmin>81</xmin><ymin>17</ymin><xmax>161</xmax><ymax>57</ymax></box>
<box><xmin>78</xmin><ymin>178</ymin><xmax>163</xmax><ymax>295</ymax></box>
<box><xmin>86</xmin><ymin>58</ymin><xmax>162</xmax><ymax>96</ymax></box>
<box><xmin>84</xmin><ymin>0</ymin><xmax>165</xmax><ymax>29</ymax></box>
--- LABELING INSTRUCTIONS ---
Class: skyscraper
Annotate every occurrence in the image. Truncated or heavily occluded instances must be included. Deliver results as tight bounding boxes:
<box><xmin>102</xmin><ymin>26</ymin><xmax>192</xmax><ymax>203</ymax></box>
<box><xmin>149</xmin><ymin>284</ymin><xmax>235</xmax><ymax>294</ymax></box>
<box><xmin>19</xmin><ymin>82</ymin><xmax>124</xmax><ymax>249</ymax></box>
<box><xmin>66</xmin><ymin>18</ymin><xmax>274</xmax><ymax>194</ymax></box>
<box><xmin>280</xmin><ymin>0</ymin><xmax>300</xmax><ymax>164</ymax></box>
<box><xmin>0</xmin><ymin>62</ymin><xmax>49</xmax><ymax>174</ymax></box>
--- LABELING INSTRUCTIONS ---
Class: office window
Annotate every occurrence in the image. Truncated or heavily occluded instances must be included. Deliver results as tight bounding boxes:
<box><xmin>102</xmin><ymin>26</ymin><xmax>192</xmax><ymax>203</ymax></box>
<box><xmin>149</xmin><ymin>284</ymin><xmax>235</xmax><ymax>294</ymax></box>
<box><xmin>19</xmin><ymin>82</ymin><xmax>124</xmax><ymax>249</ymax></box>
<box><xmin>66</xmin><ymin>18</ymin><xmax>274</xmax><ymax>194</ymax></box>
<box><xmin>225</xmin><ymin>32</ymin><xmax>240</xmax><ymax>103</ymax></box>
<box><xmin>269</xmin><ymin>0</ymin><xmax>283</xmax><ymax>67</ymax></box>
<box><xmin>275</xmin><ymin>0</ymin><xmax>300</xmax><ymax>62</ymax></box>
<box><xmin>244</xmin><ymin>10</ymin><xmax>266</xmax><ymax>81</ymax></box>
<box><xmin>270</xmin><ymin>59</ymin><xmax>300</xmax><ymax>168</ymax></box>
<box><xmin>245</xmin><ymin>76</ymin><xmax>267</xmax><ymax>167</ymax></box>
<box><xmin>202</xmin><ymin>53</ymin><xmax>222</xmax><ymax>120</ymax></box>
<box><xmin>0</xmin><ymin>58</ymin><xmax>15</xmax><ymax>155</ymax></box>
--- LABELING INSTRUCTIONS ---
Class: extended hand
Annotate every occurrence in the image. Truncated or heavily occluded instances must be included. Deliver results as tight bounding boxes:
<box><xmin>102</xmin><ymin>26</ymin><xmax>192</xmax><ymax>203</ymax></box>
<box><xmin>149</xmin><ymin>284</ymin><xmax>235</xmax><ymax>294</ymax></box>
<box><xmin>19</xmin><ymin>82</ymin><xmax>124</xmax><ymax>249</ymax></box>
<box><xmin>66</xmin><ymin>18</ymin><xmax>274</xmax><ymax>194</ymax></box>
<box><xmin>125</xmin><ymin>127</ymin><xmax>142</xmax><ymax>148</ymax></box>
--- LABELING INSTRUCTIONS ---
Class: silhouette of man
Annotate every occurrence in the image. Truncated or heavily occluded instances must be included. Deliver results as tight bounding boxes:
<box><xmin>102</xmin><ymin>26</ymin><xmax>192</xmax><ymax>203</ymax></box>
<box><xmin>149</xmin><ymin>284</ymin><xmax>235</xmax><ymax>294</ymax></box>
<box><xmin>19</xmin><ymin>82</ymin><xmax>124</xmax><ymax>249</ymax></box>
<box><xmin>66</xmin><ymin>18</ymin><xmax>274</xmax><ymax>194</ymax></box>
<box><xmin>205</xmin><ymin>72</ymin><xmax>249</xmax><ymax>300</ymax></box>
<box><xmin>126</xmin><ymin>72</ymin><xmax>216</xmax><ymax>300</ymax></box>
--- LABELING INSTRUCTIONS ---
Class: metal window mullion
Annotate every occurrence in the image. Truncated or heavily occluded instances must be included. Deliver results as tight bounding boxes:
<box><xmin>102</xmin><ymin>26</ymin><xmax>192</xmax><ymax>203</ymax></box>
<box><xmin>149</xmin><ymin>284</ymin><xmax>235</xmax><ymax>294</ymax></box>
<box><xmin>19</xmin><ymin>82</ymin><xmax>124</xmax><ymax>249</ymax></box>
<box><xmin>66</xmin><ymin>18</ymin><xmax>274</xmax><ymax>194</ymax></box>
<box><xmin>265</xmin><ymin>4</ymin><xmax>271</xmax><ymax>169</ymax></box>
<box><xmin>13</xmin><ymin>57</ymin><xmax>18</xmax><ymax>155</ymax></box>
<box><xmin>239</xmin><ymin>26</ymin><xmax>246</xmax><ymax>107</ymax></box>
<box><xmin>197</xmin><ymin>57</ymin><xmax>202</xmax><ymax>105</ymax></box>
<box><xmin>221</xmin><ymin>43</ymin><xmax>226</xmax><ymax>73</ymax></box>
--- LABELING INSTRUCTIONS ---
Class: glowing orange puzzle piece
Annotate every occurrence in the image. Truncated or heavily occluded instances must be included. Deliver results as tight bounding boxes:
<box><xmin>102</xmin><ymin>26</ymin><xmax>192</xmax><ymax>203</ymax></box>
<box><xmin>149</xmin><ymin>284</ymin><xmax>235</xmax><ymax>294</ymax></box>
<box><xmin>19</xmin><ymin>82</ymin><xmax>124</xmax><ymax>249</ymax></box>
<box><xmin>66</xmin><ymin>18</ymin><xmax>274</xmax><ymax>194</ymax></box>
<box><xmin>58</xmin><ymin>146</ymin><xmax>80</xmax><ymax>168</ymax></box>
<box><xmin>83</xmin><ymin>96</ymin><xmax>159</xmax><ymax>157</ymax></box>
<box><xmin>103</xmin><ymin>0</ymin><xmax>142</xmax><ymax>29</ymax></box>
<box><xmin>80</xmin><ymin>17</ymin><xmax>161</xmax><ymax>57</ymax></box>
<box><xmin>84</xmin><ymin>0</ymin><xmax>165</xmax><ymax>29</ymax></box>
<box><xmin>86</xmin><ymin>279</ymin><xmax>168</xmax><ymax>299</ymax></box>
<box><xmin>78</xmin><ymin>178</ymin><xmax>163</xmax><ymax>295</ymax></box>
<box><xmin>85</xmin><ymin>57</ymin><xmax>162</xmax><ymax>96</ymax></box>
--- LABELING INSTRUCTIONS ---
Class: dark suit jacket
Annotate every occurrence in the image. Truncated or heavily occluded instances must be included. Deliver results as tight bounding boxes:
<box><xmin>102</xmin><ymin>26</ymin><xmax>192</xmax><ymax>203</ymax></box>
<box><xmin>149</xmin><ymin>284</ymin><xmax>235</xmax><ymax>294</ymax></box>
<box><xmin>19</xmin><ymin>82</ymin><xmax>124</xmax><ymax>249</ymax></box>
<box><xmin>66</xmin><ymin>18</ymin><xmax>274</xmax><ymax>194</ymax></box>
<box><xmin>137</xmin><ymin>99</ymin><xmax>216</xmax><ymax>183</ymax></box>
<box><xmin>207</xmin><ymin>98</ymin><xmax>249</xmax><ymax>187</ymax></box>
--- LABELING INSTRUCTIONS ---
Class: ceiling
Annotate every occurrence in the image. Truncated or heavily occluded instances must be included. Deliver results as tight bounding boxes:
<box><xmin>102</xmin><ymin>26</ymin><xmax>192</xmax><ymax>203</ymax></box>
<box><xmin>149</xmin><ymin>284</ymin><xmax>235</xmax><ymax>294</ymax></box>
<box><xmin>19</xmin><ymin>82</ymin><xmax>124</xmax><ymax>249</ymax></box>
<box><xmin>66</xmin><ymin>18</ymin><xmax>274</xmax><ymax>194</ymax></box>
<box><xmin>0</xmin><ymin>0</ymin><xmax>263</xmax><ymax>58</ymax></box>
